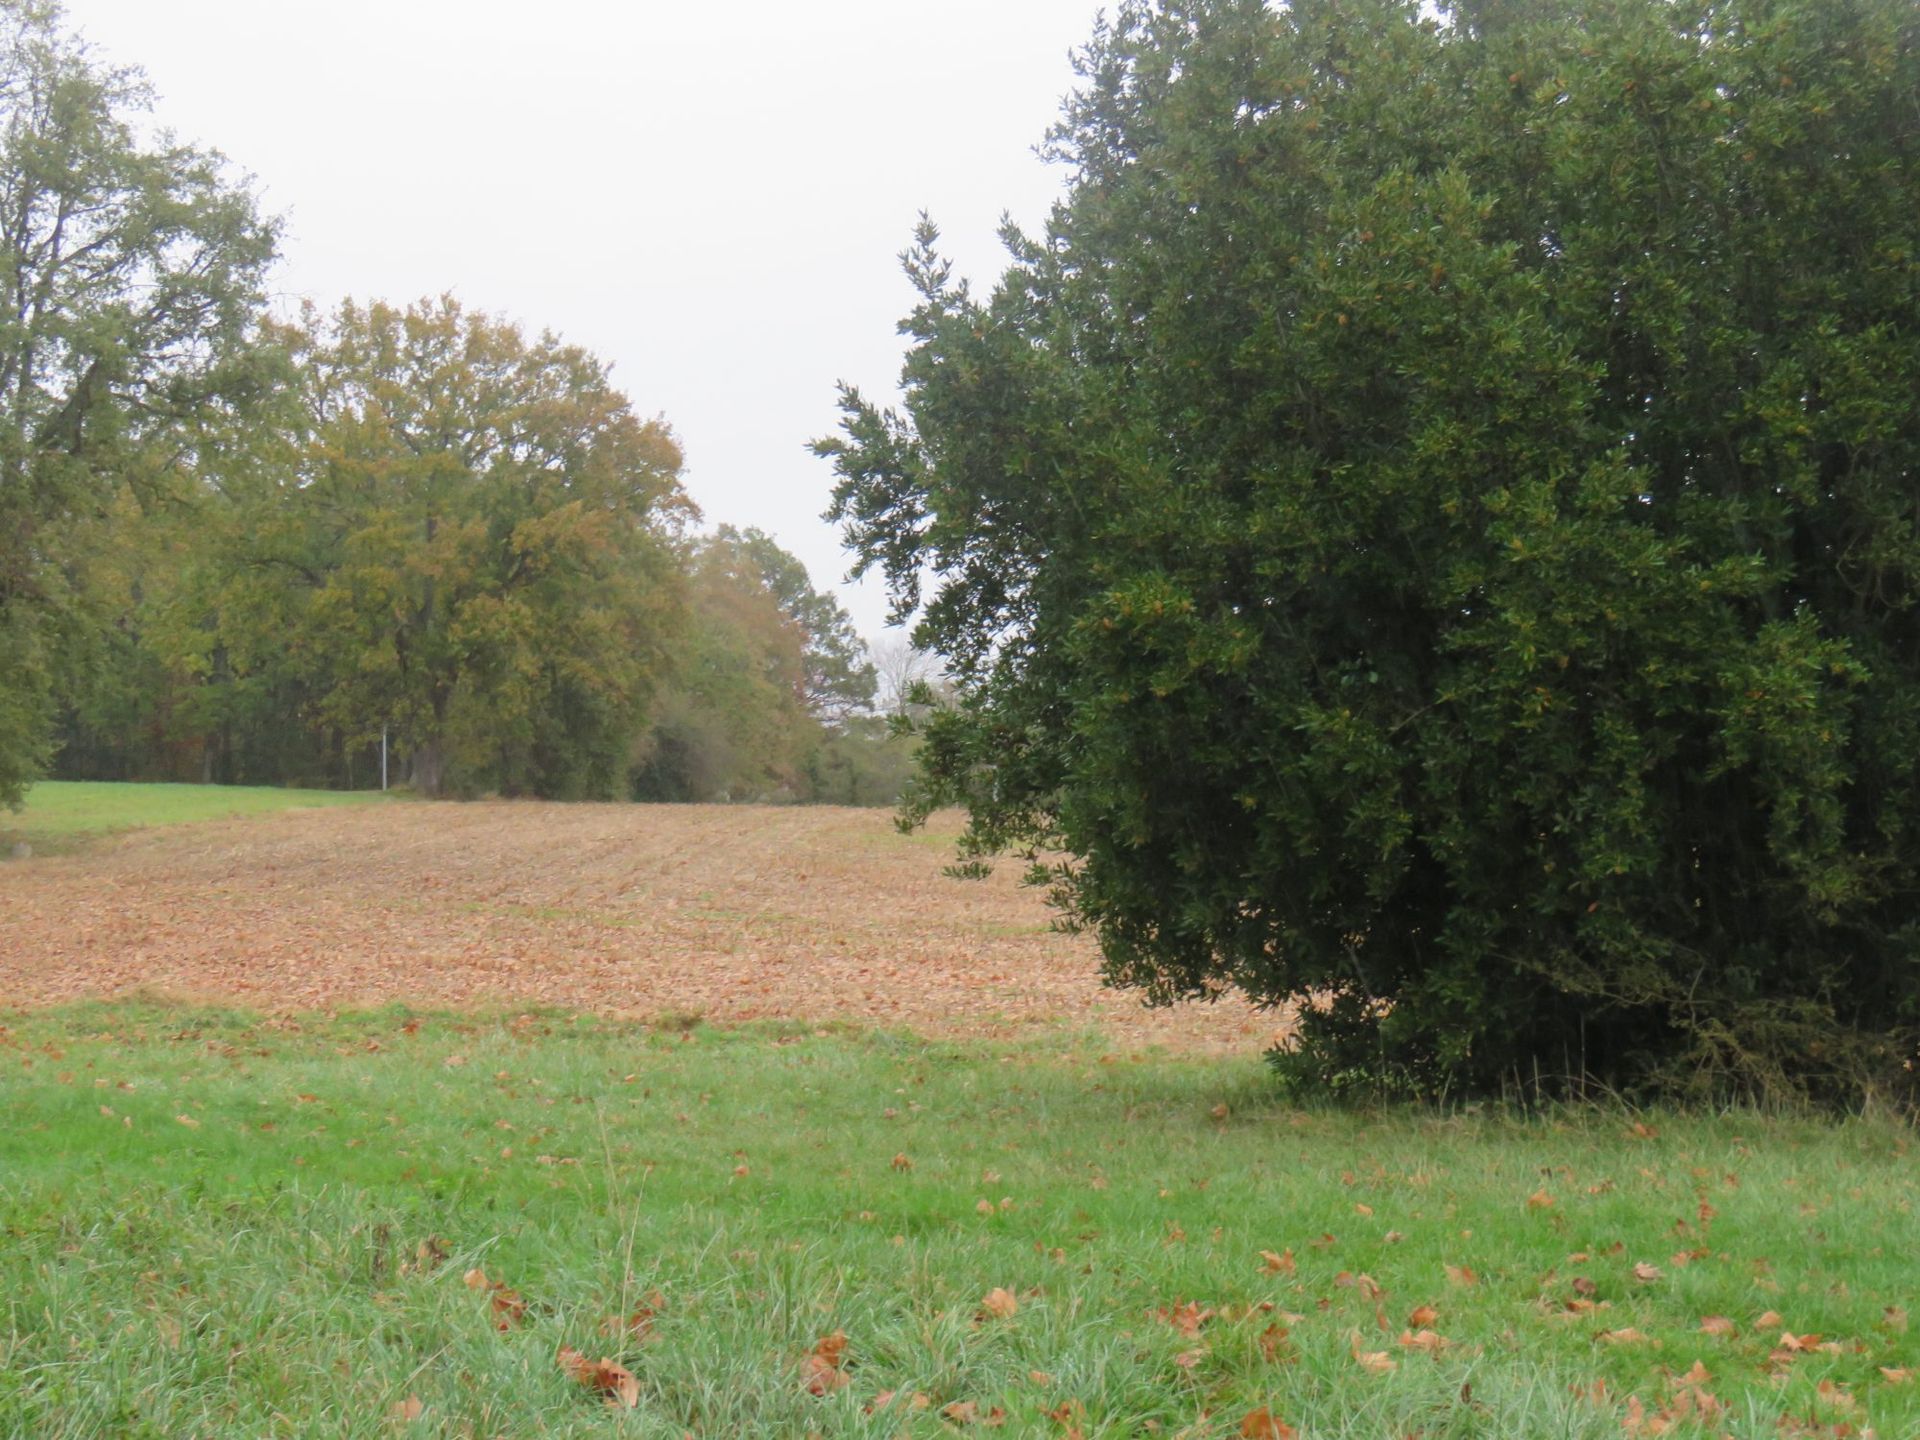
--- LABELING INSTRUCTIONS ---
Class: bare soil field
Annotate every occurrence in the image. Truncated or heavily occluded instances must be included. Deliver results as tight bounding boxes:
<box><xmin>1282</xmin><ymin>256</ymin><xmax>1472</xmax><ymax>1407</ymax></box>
<box><xmin>0</xmin><ymin>802</ymin><xmax>1271</xmax><ymax>1050</ymax></box>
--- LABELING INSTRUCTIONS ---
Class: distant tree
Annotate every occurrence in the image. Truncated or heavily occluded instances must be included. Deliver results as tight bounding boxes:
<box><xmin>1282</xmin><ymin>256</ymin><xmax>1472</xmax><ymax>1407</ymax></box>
<box><xmin>712</xmin><ymin>525</ymin><xmax>877</xmax><ymax>722</ymax></box>
<box><xmin>212</xmin><ymin>297</ymin><xmax>690</xmax><ymax>798</ymax></box>
<box><xmin>632</xmin><ymin>529</ymin><xmax>818</xmax><ymax>802</ymax></box>
<box><xmin>819</xmin><ymin>0</ymin><xmax>1920</xmax><ymax>1099</ymax></box>
<box><xmin>0</xmin><ymin>0</ymin><xmax>276</xmax><ymax>806</ymax></box>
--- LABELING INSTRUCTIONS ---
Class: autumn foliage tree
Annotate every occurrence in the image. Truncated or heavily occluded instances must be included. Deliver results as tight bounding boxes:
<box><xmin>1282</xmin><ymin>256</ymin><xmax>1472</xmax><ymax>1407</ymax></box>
<box><xmin>818</xmin><ymin>0</ymin><xmax>1920</xmax><ymax>1099</ymax></box>
<box><xmin>202</xmin><ymin>297</ymin><xmax>691</xmax><ymax>798</ymax></box>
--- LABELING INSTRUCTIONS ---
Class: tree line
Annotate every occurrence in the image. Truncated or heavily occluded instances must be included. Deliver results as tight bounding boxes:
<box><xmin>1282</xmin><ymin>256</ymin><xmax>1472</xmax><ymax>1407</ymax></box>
<box><xmin>0</xmin><ymin>3</ymin><xmax>913</xmax><ymax>807</ymax></box>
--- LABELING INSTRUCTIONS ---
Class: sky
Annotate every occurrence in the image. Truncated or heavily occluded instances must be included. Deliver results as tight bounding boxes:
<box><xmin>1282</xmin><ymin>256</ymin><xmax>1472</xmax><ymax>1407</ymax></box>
<box><xmin>61</xmin><ymin>0</ymin><xmax>1108</xmax><ymax>642</ymax></box>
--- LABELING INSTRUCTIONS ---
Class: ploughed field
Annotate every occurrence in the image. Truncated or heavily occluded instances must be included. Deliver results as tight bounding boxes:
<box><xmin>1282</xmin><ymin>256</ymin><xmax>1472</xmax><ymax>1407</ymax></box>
<box><xmin>0</xmin><ymin>799</ymin><xmax>1269</xmax><ymax>1051</ymax></box>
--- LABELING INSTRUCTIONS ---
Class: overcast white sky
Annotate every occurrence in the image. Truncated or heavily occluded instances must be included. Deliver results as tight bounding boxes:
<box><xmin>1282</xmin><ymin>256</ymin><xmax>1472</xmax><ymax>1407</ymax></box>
<box><xmin>62</xmin><ymin>0</ymin><xmax>1106</xmax><ymax>640</ymax></box>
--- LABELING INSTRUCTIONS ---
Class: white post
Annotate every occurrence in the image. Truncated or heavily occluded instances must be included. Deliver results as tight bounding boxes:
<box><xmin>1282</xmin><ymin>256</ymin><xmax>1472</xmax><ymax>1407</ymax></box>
<box><xmin>381</xmin><ymin>726</ymin><xmax>388</xmax><ymax>792</ymax></box>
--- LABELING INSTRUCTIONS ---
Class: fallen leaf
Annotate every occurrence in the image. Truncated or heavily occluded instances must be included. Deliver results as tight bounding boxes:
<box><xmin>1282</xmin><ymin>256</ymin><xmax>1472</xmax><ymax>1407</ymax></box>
<box><xmin>1398</xmin><ymin>1328</ymin><xmax>1451</xmax><ymax>1354</ymax></box>
<box><xmin>1880</xmin><ymin>1366</ymin><xmax>1913</xmax><ymax>1384</ymax></box>
<box><xmin>1445</xmin><ymin>1264</ymin><xmax>1478</xmax><ymax>1288</ymax></box>
<box><xmin>1353</xmin><ymin>1348</ymin><xmax>1397</xmax><ymax>1374</ymax></box>
<box><xmin>890</xmin><ymin>1152</ymin><xmax>913</xmax><ymax>1171</ymax></box>
<box><xmin>1256</xmin><ymin>1324</ymin><xmax>1291</xmax><ymax>1363</ymax></box>
<box><xmin>557</xmin><ymin>1347</ymin><xmax>639</xmax><ymax>1408</ymax></box>
<box><xmin>1699</xmin><ymin>1315</ymin><xmax>1737</xmax><ymax>1337</ymax></box>
<box><xmin>943</xmin><ymin>1400</ymin><xmax>979</xmax><ymax>1424</ymax></box>
<box><xmin>1238</xmin><ymin>1408</ymin><xmax>1298</xmax><ymax>1439</ymax></box>
<box><xmin>1598</xmin><ymin>1327</ymin><xmax>1648</xmax><ymax>1344</ymax></box>
<box><xmin>175</xmin><ymin>1114</ymin><xmax>200</xmax><ymax>1129</ymax></box>
<box><xmin>1756</xmin><ymin>1310</ymin><xmax>1785</xmax><ymax>1329</ymax></box>
<box><xmin>1633</xmin><ymin>1262</ymin><xmax>1663</xmax><ymax>1283</ymax></box>
<box><xmin>1527</xmin><ymin>1189</ymin><xmax>1555</xmax><ymax>1210</ymax></box>
<box><xmin>387</xmin><ymin>1396</ymin><xmax>424</xmax><ymax>1422</ymax></box>
<box><xmin>1210</xmin><ymin>1103</ymin><xmax>1230</xmax><ymax>1121</ymax></box>
<box><xmin>1815</xmin><ymin>1379</ymin><xmax>1856</xmax><ymax>1412</ymax></box>
<box><xmin>1259</xmin><ymin>1249</ymin><xmax>1296</xmax><ymax>1276</ymax></box>
<box><xmin>1173</xmin><ymin>1346</ymin><xmax>1207</xmax><ymax>1370</ymax></box>
<box><xmin>980</xmin><ymin>1287</ymin><xmax>1019</xmax><ymax>1320</ymax></box>
<box><xmin>1155</xmin><ymin>1301</ymin><xmax>1213</xmax><ymax>1338</ymax></box>
<box><xmin>801</xmin><ymin>1330</ymin><xmax>850</xmax><ymax>1396</ymax></box>
<box><xmin>1408</xmin><ymin>1304</ymin><xmax>1439</xmax><ymax>1328</ymax></box>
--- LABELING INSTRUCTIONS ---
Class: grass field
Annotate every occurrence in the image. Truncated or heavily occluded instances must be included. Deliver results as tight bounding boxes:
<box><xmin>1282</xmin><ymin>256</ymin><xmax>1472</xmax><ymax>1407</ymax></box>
<box><xmin>2</xmin><ymin>780</ymin><xmax>382</xmax><ymax>854</ymax></box>
<box><xmin>1</xmin><ymin>1007</ymin><xmax>1915</xmax><ymax>1438</ymax></box>
<box><xmin>2</xmin><ymin>785</ymin><xmax>1915</xmax><ymax>1437</ymax></box>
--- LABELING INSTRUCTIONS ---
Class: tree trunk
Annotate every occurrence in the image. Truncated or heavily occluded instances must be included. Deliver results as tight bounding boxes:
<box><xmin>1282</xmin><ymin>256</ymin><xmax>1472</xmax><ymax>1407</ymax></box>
<box><xmin>409</xmin><ymin>739</ymin><xmax>445</xmax><ymax>797</ymax></box>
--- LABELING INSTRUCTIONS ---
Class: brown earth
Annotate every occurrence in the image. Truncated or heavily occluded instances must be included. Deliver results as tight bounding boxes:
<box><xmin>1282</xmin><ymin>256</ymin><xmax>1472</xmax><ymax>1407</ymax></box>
<box><xmin>0</xmin><ymin>802</ymin><xmax>1276</xmax><ymax>1052</ymax></box>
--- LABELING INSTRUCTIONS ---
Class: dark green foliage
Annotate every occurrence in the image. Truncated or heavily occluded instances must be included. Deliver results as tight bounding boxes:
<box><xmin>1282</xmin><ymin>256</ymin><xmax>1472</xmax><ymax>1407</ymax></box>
<box><xmin>818</xmin><ymin>0</ymin><xmax>1920</xmax><ymax>1099</ymax></box>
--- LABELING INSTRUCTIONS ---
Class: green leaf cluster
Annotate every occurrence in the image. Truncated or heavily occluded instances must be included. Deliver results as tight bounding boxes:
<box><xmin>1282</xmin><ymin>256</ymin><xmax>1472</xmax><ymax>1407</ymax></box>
<box><xmin>819</xmin><ymin>0</ymin><xmax>1920</xmax><ymax>1099</ymax></box>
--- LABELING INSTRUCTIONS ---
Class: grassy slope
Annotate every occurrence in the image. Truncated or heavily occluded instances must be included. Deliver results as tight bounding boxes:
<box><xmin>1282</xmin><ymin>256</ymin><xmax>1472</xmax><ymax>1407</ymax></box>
<box><xmin>2</xmin><ymin>780</ymin><xmax>382</xmax><ymax>853</ymax></box>
<box><xmin>1</xmin><ymin>1007</ymin><xmax>1914</xmax><ymax>1438</ymax></box>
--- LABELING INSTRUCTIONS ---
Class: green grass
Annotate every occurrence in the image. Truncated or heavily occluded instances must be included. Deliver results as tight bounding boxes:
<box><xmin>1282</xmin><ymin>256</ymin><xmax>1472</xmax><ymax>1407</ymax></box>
<box><xmin>1</xmin><ymin>1006</ymin><xmax>1915</xmax><ymax>1437</ymax></box>
<box><xmin>2</xmin><ymin>780</ymin><xmax>383</xmax><ymax>854</ymax></box>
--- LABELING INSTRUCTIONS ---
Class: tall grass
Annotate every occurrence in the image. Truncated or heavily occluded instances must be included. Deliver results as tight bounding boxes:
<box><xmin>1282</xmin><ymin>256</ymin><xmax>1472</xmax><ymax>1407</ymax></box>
<box><xmin>1</xmin><ymin>1006</ymin><xmax>1914</xmax><ymax>1436</ymax></box>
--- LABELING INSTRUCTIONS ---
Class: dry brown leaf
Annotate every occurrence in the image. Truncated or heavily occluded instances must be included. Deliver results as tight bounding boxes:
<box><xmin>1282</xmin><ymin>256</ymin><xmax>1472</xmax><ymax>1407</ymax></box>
<box><xmin>1258</xmin><ymin>1249</ymin><xmax>1295</xmax><ymax>1276</ymax></box>
<box><xmin>1880</xmin><ymin>1366</ymin><xmax>1913</xmax><ymax>1384</ymax></box>
<box><xmin>1238</xmin><ymin>1407</ymin><xmax>1298</xmax><ymax>1439</ymax></box>
<box><xmin>802</xmin><ymin>1330</ymin><xmax>850</xmax><ymax>1396</ymax></box>
<box><xmin>1154</xmin><ymin>1301</ymin><xmax>1213</xmax><ymax>1338</ymax></box>
<box><xmin>387</xmin><ymin>1395</ymin><xmax>424</xmax><ymax>1422</ymax></box>
<box><xmin>1397</xmin><ymin>1328</ymin><xmax>1450</xmax><ymax>1354</ymax></box>
<box><xmin>890</xmin><ymin>1152</ymin><xmax>913</xmax><ymax>1171</ymax></box>
<box><xmin>1756</xmin><ymin>1310</ymin><xmax>1785</xmax><ymax>1329</ymax></box>
<box><xmin>943</xmin><ymin>1400</ymin><xmax>979</xmax><ymax>1424</ymax></box>
<box><xmin>1699</xmin><ymin>1315</ymin><xmax>1737</xmax><ymax>1337</ymax></box>
<box><xmin>1352</xmin><ymin>1348</ymin><xmax>1397</xmax><ymax>1374</ymax></box>
<box><xmin>1598</xmin><ymin>1327</ymin><xmax>1648</xmax><ymax>1344</ymax></box>
<box><xmin>557</xmin><ymin>1347</ymin><xmax>639</xmax><ymax>1408</ymax></box>
<box><xmin>1632</xmin><ymin>1262</ymin><xmax>1663</xmax><ymax>1283</ymax></box>
<box><xmin>1256</xmin><ymin>1324</ymin><xmax>1292</xmax><ymax>1363</ymax></box>
<box><xmin>1815</xmin><ymin>1379</ymin><xmax>1856</xmax><ymax>1412</ymax></box>
<box><xmin>1445</xmin><ymin>1264</ymin><xmax>1478</xmax><ymax>1288</ymax></box>
<box><xmin>1527</xmin><ymin>1189</ymin><xmax>1554</xmax><ymax>1210</ymax></box>
<box><xmin>1408</xmin><ymin>1304</ymin><xmax>1439</xmax><ymax>1328</ymax></box>
<box><xmin>979</xmin><ymin>1287</ymin><xmax>1019</xmax><ymax>1320</ymax></box>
